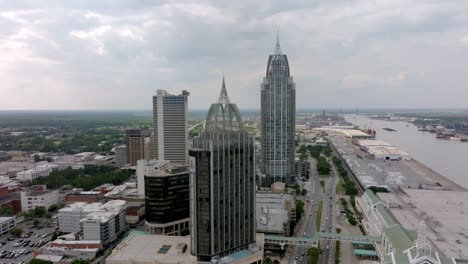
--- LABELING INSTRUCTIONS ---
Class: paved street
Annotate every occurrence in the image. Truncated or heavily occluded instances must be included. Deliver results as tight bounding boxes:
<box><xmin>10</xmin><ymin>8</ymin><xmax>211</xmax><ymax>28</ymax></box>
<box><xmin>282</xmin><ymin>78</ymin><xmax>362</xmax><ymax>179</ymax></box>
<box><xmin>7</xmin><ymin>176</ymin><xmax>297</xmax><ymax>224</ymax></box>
<box><xmin>287</xmin><ymin>158</ymin><xmax>320</xmax><ymax>264</ymax></box>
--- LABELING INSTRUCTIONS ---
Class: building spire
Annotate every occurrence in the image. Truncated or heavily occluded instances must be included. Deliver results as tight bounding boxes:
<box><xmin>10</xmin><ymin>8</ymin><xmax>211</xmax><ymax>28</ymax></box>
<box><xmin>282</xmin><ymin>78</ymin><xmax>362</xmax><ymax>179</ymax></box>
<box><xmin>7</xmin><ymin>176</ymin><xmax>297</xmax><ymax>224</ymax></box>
<box><xmin>218</xmin><ymin>75</ymin><xmax>231</xmax><ymax>104</ymax></box>
<box><xmin>274</xmin><ymin>28</ymin><xmax>282</xmax><ymax>55</ymax></box>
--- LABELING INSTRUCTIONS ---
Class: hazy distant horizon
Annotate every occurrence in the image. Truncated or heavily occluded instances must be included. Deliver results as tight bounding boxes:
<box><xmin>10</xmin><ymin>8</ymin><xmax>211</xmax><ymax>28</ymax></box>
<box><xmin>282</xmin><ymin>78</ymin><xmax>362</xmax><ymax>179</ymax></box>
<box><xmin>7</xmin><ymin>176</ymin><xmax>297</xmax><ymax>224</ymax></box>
<box><xmin>1</xmin><ymin>108</ymin><xmax>467</xmax><ymax>114</ymax></box>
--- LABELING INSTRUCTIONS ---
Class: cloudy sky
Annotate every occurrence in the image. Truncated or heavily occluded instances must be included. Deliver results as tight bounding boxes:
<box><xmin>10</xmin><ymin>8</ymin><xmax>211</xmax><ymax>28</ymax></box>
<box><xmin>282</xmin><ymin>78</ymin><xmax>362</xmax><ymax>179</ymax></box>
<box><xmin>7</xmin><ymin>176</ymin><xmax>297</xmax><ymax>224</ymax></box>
<box><xmin>1</xmin><ymin>0</ymin><xmax>468</xmax><ymax>110</ymax></box>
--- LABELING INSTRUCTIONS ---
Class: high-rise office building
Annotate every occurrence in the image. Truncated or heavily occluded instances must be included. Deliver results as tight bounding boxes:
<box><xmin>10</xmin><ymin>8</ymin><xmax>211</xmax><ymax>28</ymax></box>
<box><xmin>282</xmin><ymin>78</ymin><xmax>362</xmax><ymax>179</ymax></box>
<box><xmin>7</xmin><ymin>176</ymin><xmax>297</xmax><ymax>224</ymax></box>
<box><xmin>189</xmin><ymin>78</ymin><xmax>256</xmax><ymax>261</ymax></box>
<box><xmin>114</xmin><ymin>145</ymin><xmax>127</xmax><ymax>167</ymax></box>
<box><xmin>144</xmin><ymin>164</ymin><xmax>190</xmax><ymax>236</ymax></box>
<box><xmin>126</xmin><ymin>129</ymin><xmax>145</xmax><ymax>166</ymax></box>
<box><xmin>153</xmin><ymin>90</ymin><xmax>190</xmax><ymax>163</ymax></box>
<box><xmin>260</xmin><ymin>34</ymin><xmax>296</xmax><ymax>186</ymax></box>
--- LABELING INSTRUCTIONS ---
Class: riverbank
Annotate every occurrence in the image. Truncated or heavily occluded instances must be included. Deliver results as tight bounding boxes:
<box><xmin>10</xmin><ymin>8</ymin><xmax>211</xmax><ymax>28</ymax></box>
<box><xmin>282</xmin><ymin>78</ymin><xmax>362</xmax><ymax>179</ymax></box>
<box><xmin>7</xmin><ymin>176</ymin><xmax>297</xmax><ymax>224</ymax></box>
<box><xmin>345</xmin><ymin>114</ymin><xmax>468</xmax><ymax>189</ymax></box>
<box><xmin>403</xmin><ymin>159</ymin><xmax>466</xmax><ymax>191</ymax></box>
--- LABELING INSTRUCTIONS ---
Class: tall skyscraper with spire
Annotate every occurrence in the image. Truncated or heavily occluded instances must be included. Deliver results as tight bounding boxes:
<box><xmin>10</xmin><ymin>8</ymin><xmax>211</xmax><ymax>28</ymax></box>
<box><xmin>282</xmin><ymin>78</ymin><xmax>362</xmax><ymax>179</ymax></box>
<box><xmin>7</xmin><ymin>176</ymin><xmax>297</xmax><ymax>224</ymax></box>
<box><xmin>189</xmin><ymin>77</ymin><xmax>256</xmax><ymax>262</ymax></box>
<box><xmin>260</xmin><ymin>32</ymin><xmax>296</xmax><ymax>186</ymax></box>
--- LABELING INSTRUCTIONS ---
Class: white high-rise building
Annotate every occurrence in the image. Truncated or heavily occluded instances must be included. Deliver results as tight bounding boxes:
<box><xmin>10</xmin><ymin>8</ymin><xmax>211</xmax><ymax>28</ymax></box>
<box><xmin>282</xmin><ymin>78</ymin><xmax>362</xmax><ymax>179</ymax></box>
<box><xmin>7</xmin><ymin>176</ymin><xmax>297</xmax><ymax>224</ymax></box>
<box><xmin>153</xmin><ymin>90</ymin><xmax>190</xmax><ymax>163</ymax></box>
<box><xmin>136</xmin><ymin>159</ymin><xmax>170</xmax><ymax>196</ymax></box>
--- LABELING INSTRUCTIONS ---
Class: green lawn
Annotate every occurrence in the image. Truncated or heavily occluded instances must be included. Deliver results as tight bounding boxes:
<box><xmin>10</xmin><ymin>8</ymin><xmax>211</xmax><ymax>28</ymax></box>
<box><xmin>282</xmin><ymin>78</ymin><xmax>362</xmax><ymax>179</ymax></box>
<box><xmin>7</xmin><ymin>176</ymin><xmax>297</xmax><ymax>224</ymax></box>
<box><xmin>316</xmin><ymin>201</ymin><xmax>324</xmax><ymax>230</ymax></box>
<box><xmin>335</xmin><ymin>178</ymin><xmax>347</xmax><ymax>195</ymax></box>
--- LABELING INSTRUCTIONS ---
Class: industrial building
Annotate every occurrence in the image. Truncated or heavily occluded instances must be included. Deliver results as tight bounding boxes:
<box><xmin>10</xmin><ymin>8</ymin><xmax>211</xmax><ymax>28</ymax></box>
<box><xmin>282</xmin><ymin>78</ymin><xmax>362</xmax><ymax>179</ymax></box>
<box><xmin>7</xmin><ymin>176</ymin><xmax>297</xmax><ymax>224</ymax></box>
<box><xmin>368</xmin><ymin>147</ymin><xmax>411</xmax><ymax>161</ymax></box>
<box><xmin>356</xmin><ymin>139</ymin><xmax>411</xmax><ymax>161</ymax></box>
<box><xmin>341</xmin><ymin>129</ymin><xmax>373</xmax><ymax>140</ymax></box>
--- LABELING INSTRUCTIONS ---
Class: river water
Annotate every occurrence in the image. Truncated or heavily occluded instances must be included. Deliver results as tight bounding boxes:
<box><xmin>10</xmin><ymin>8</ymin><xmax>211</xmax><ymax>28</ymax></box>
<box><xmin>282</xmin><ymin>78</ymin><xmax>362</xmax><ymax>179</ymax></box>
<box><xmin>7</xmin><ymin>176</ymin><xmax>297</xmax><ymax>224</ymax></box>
<box><xmin>344</xmin><ymin>114</ymin><xmax>468</xmax><ymax>189</ymax></box>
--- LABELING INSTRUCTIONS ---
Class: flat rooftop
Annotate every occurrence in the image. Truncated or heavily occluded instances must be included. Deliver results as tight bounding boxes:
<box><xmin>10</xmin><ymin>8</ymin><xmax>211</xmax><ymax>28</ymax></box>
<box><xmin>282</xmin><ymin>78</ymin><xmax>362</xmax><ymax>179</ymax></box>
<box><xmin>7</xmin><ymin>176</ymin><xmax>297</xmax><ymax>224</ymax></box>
<box><xmin>383</xmin><ymin>189</ymin><xmax>468</xmax><ymax>259</ymax></box>
<box><xmin>106</xmin><ymin>232</ymin><xmax>264</xmax><ymax>264</ymax></box>
<box><xmin>106</xmin><ymin>233</ymin><xmax>194</xmax><ymax>264</ymax></box>
<box><xmin>328</xmin><ymin>133</ymin><xmax>435</xmax><ymax>188</ymax></box>
<box><xmin>256</xmin><ymin>192</ymin><xmax>293</xmax><ymax>234</ymax></box>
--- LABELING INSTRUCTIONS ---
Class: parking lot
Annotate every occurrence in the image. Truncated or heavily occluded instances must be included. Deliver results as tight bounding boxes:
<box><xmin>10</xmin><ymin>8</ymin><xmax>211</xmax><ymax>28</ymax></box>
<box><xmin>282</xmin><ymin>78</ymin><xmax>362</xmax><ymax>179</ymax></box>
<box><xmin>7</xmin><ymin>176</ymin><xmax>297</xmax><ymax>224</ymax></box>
<box><xmin>0</xmin><ymin>223</ymin><xmax>57</xmax><ymax>264</ymax></box>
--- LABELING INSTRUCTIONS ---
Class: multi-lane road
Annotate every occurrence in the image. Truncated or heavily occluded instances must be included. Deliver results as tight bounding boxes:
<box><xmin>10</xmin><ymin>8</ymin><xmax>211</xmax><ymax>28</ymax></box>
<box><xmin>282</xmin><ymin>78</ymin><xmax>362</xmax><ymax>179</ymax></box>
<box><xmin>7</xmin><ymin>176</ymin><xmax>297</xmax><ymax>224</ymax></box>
<box><xmin>287</xmin><ymin>156</ymin><xmax>339</xmax><ymax>264</ymax></box>
<box><xmin>319</xmin><ymin>161</ymin><xmax>338</xmax><ymax>264</ymax></box>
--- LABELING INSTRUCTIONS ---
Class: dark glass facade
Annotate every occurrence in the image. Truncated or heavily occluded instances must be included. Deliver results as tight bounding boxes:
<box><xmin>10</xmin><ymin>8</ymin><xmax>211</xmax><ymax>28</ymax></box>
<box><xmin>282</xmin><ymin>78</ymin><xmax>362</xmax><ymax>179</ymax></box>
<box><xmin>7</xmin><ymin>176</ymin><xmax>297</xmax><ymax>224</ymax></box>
<box><xmin>190</xmin><ymin>132</ymin><xmax>256</xmax><ymax>261</ymax></box>
<box><xmin>144</xmin><ymin>170</ymin><xmax>190</xmax><ymax>224</ymax></box>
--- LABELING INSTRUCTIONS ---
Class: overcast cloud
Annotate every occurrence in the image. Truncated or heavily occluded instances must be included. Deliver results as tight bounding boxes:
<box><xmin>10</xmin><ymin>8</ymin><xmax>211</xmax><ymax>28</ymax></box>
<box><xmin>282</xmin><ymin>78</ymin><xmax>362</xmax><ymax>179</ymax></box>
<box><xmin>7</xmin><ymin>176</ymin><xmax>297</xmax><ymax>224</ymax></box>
<box><xmin>1</xmin><ymin>0</ymin><xmax>468</xmax><ymax>110</ymax></box>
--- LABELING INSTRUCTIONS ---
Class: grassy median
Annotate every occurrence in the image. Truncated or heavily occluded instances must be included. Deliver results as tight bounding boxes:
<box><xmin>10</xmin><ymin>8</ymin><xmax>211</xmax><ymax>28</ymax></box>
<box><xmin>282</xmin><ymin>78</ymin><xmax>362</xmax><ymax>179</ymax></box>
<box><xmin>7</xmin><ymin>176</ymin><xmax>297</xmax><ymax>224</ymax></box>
<box><xmin>315</xmin><ymin>201</ymin><xmax>324</xmax><ymax>230</ymax></box>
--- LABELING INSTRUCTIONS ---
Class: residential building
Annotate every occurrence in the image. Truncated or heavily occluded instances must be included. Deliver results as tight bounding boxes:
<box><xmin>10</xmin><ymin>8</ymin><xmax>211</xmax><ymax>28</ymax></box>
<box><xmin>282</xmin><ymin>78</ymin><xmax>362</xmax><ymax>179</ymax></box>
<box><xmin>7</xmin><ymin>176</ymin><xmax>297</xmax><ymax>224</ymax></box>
<box><xmin>57</xmin><ymin>200</ymin><xmax>126</xmax><ymax>234</ymax></box>
<box><xmin>294</xmin><ymin>159</ymin><xmax>310</xmax><ymax>179</ymax></box>
<box><xmin>114</xmin><ymin>145</ymin><xmax>127</xmax><ymax>167</ymax></box>
<box><xmin>144</xmin><ymin>164</ymin><xmax>189</xmax><ymax>235</ymax></box>
<box><xmin>189</xmin><ymin>78</ymin><xmax>256</xmax><ymax>261</ymax></box>
<box><xmin>153</xmin><ymin>89</ymin><xmax>190</xmax><ymax>163</ymax></box>
<box><xmin>16</xmin><ymin>162</ymin><xmax>59</xmax><ymax>181</ymax></box>
<box><xmin>81</xmin><ymin>210</ymin><xmax>126</xmax><ymax>244</ymax></box>
<box><xmin>136</xmin><ymin>159</ymin><xmax>170</xmax><ymax>196</ymax></box>
<box><xmin>126</xmin><ymin>130</ymin><xmax>145</xmax><ymax>166</ymax></box>
<box><xmin>20</xmin><ymin>185</ymin><xmax>59</xmax><ymax>211</ymax></box>
<box><xmin>260</xmin><ymin>33</ymin><xmax>296</xmax><ymax>186</ymax></box>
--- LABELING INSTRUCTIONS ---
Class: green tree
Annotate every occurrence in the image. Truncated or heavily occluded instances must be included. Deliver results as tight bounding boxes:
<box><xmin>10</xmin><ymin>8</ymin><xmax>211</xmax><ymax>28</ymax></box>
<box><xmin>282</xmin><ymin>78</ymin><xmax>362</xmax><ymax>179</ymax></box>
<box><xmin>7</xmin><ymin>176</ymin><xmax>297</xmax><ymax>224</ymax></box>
<box><xmin>264</xmin><ymin>257</ymin><xmax>273</xmax><ymax>264</ymax></box>
<box><xmin>10</xmin><ymin>227</ymin><xmax>22</xmax><ymax>237</ymax></box>
<box><xmin>34</xmin><ymin>206</ymin><xmax>47</xmax><ymax>217</ymax></box>
<box><xmin>0</xmin><ymin>205</ymin><xmax>15</xmax><ymax>216</ymax></box>
<box><xmin>308</xmin><ymin>247</ymin><xmax>321</xmax><ymax>264</ymax></box>
<box><xmin>71</xmin><ymin>260</ymin><xmax>91</xmax><ymax>264</ymax></box>
<box><xmin>51</xmin><ymin>231</ymin><xmax>64</xmax><ymax>241</ymax></box>
<box><xmin>29</xmin><ymin>259</ymin><xmax>52</xmax><ymax>264</ymax></box>
<box><xmin>33</xmin><ymin>219</ymin><xmax>40</xmax><ymax>228</ymax></box>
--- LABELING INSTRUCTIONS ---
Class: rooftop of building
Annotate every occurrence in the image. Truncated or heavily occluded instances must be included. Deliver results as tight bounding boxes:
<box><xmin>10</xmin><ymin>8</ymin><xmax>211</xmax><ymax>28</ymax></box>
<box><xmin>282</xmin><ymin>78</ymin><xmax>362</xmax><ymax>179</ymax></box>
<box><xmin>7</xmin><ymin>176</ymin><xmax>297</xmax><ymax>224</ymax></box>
<box><xmin>0</xmin><ymin>216</ymin><xmax>15</xmax><ymax>222</ymax></box>
<box><xmin>106</xmin><ymin>232</ymin><xmax>264</xmax><ymax>264</ymax></box>
<box><xmin>81</xmin><ymin>211</ymin><xmax>116</xmax><ymax>223</ymax></box>
<box><xmin>363</xmin><ymin>189</ymin><xmax>455</xmax><ymax>264</ymax></box>
<box><xmin>106</xmin><ymin>233</ymin><xmax>194</xmax><ymax>264</ymax></box>
<box><xmin>52</xmin><ymin>239</ymin><xmax>101</xmax><ymax>245</ymax></box>
<box><xmin>340</xmin><ymin>129</ymin><xmax>372</xmax><ymax>138</ymax></box>
<box><xmin>256</xmin><ymin>192</ymin><xmax>294</xmax><ymax>234</ymax></box>
<box><xmin>145</xmin><ymin>164</ymin><xmax>189</xmax><ymax>177</ymax></box>
<box><xmin>17</xmin><ymin>162</ymin><xmax>58</xmax><ymax>174</ymax></box>
<box><xmin>59</xmin><ymin>200</ymin><xmax>126</xmax><ymax>213</ymax></box>
<box><xmin>385</xmin><ymin>189</ymin><xmax>468</xmax><ymax>260</ymax></box>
